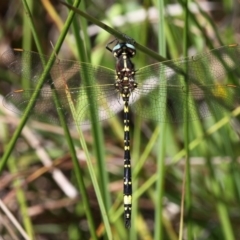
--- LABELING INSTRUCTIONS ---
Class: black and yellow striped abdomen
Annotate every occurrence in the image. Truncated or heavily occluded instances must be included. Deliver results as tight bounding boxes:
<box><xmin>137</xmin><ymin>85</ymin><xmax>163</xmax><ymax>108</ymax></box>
<box><xmin>110</xmin><ymin>41</ymin><xmax>137</xmax><ymax>228</ymax></box>
<box><xmin>123</xmin><ymin>101</ymin><xmax>132</xmax><ymax>228</ymax></box>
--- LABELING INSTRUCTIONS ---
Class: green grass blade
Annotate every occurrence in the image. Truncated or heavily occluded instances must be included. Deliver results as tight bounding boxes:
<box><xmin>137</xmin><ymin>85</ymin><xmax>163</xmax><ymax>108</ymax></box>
<box><xmin>8</xmin><ymin>157</ymin><xmax>34</xmax><ymax>239</ymax></box>
<box><xmin>65</xmin><ymin>94</ymin><xmax>112</xmax><ymax>238</ymax></box>
<box><xmin>22</xmin><ymin>0</ymin><xmax>33</xmax><ymax>89</ymax></box>
<box><xmin>65</xmin><ymin>2</ymin><xmax>112</xmax><ymax>234</ymax></box>
<box><xmin>182</xmin><ymin>0</ymin><xmax>192</xmax><ymax>239</ymax></box>
<box><xmin>153</xmin><ymin>0</ymin><xmax>167</xmax><ymax>239</ymax></box>
<box><xmin>172</xmin><ymin>107</ymin><xmax>240</xmax><ymax>163</ymax></box>
<box><xmin>21</xmin><ymin>0</ymin><xmax>45</xmax><ymax>56</ymax></box>
<box><xmin>205</xmin><ymin>156</ymin><xmax>235</xmax><ymax>240</ymax></box>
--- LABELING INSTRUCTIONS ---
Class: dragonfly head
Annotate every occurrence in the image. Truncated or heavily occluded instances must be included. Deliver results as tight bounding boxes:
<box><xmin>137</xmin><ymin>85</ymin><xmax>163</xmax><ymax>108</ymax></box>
<box><xmin>112</xmin><ymin>42</ymin><xmax>136</xmax><ymax>58</ymax></box>
<box><xmin>106</xmin><ymin>38</ymin><xmax>136</xmax><ymax>58</ymax></box>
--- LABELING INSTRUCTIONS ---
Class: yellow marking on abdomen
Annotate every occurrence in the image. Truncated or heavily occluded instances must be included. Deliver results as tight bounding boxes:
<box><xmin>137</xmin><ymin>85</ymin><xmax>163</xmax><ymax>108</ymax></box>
<box><xmin>124</xmin><ymin>195</ymin><xmax>132</xmax><ymax>205</ymax></box>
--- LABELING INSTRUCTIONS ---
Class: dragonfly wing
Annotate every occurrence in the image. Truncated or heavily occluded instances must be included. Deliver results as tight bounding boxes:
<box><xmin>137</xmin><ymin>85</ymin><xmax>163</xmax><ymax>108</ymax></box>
<box><xmin>1</xmin><ymin>49</ymin><xmax>49</xmax><ymax>84</ymax></box>
<box><xmin>131</xmin><ymin>45</ymin><xmax>240</xmax><ymax>122</ymax></box>
<box><xmin>1</xmin><ymin>48</ymin><xmax>116</xmax><ymax>87</ymax></box>
<box><xmin>3</xmin><ymin>84</ymin><xmax>123</xmax><ymax>125</ymax></box>
<box><xmin>72</xmin><ymin>85</ymin><xmax>123</xmax><ymax>124</ymax></box>
<box><xmin>3</xmin><ymin>89</ymin><xmax>73</xmax><ymax>125</ymax></box>
<box><xmin>2</xmin><ymin>49</ymin><xmax>121</xmax><ymax>125</ymax></box>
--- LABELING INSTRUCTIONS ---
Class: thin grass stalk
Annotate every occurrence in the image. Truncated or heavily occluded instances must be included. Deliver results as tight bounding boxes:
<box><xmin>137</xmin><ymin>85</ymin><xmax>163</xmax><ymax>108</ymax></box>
<box><xmin>201</xmin><ymin>117</ymin><xmax>235</xmax><ymax>238</ymax></box>
<box><xmin>68</xmin><ymin>0</ymin><xmax>90</xmax><ymax>62</ymax></box>
<box><xmin>78</xmin><ymin>1</ymin><xmax>91</xmax><ymax>56</ymax></box>
<box><xmin>178</xmin><ymin>0</ymin><xmax>223</xmax><ymax>48</ymax></box>
<box><xmin>65</xmin><ymin>2</ymin><xmax>111</xmax><ymax>233</ymax></box>
<box><xmin>109</xmin><ymin>203</ymin><xmax>124</xmax><ymax>227</ymax></box>
<box><xmin>133</xmin><ymin>126</ymin><xmax>161</xmax><ymax>178</ymax></box>
<box><xmin>19</xmin><ymin>7</ymin><xmax>34</xmax><ymax>237</ymax></box>
<box><xmin>0</xmin><ymin>198</ymin><xmax>31</xmax><ymax>240</ymax></box>
<box><xmin>74</xmin><ymin>48</ymin><xmax>110</xmax><ymax>231</ymax></box>
<box><xmin>163</xmin><ymin>217</ymin><xmax>179</xmax><ymax>240</ymax></box>
<box><xmin>52</xmin><ymin>84</ymin><xmax>99</xmax><ymax>238</ymax></box>
<box><xmin>164</xmin><ymin>23</ymin><xmax>178</xmax><ymax>59</ymax></box>
<box><xmin>134</xmin><ymin>172</ymin><xmax>178</xmax><ymax>240</ymax></box>
<box><xmin>8</xmin><ymin>157</ymin><xmax>34</xmax><ymax>239</ymax></box>
<box><xmin>22</xmin><ymin>0</ymin><xmax>33</xmax><ymax>89</ymax></box>
<box><xmin>130</xmin><ymin>14</ymin><xmax>148</xmax><ymax>234</ymax></box>
<box><xmin>218</xmin><ymin>125</ymin><xmax>234</xmax><ymax>155</ymax></box>
<box><xmin>153</xmin><ymin>0</ymin><xmax>166</xmax><ymax>239</ymax></box>
<box><xmin>205</xmin><ymin>155</ymin><xmax>235</xmax><ymax>240</ymax></box>
<box><xmin>21</xmin><ymin>0</ymin><xmax>44</xmax><ymax>56</ymax></box>
<box><xmin>12</xmin><ymin>3</ymin><xmax>35</xmax><ymax>236</ymax></box>
<box><xmin>172</xmin><ymin>107</ymin><xmax>240</xmax><ymax>163</ymax></box>
<box><xmin>182</xmin><ymin>0</ymin><xmax>192</xmax><ymax>239</ymax></box>
<box><xmin>72</xmin><ymin>22</ymin><xmax>111</xmax><ymax>219</ymax></box>
<box><xmin>54</xmin><ymin>63</ymin><xmax>111</xmax><ymax>239</ymax></box>
<box><xmin>41</xmin><ymin>0</ymin><xmax>78</xmax><ymax>56</ymax></box>
<box><xmin>65</xmin><ymin>95</ymin><xmax>112</xmax><ymax>238</ymax></box>
<box><xmin>230</xmin><ymin>159</ymin><xmax>240</xmax><ymax>202</ymax></box>
<box><xmin>195</xmin><ymin>2</ymin><xmax>224</xmax><ymax>46</ymax></box>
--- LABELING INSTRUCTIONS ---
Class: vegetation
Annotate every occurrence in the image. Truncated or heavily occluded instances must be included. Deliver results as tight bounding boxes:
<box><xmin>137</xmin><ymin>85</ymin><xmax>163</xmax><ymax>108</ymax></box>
<box><xmin>0</xmin><ymin>0</ymin><xmax>240</xmax><ymax>239</ymax></box>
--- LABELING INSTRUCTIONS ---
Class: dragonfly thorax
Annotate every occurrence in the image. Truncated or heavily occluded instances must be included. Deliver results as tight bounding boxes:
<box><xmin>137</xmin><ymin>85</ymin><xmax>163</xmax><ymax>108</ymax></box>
<box><xmin>115</xmin><ymin>79</ymin><xmax>137</xmax><ymax>101</ymax></box>
<box><xmin>113</xmin><ymin>43</ymin><xmax>137</xmax><ymax>101</ymax></box>
<box><xmin>116</xmin><ymin>55</ymin><xmax>136</xmax><ymax>79</ymax></box>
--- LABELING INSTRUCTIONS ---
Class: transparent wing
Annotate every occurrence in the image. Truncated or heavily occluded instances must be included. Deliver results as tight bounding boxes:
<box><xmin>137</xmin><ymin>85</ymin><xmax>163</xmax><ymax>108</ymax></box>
<box><xmin>1</xmin><ymin>49</ymin><xmax>120</xmax><ymax>125</ymax></box>
<box><xmin>2</xmin><ymin>46</ymin><xmax>240</xmax><ymax>124</ymax></box>
<box><xmin>1</xmin><ymin>48</ymin><xmax>116</xmax><ymax>88</ymax></box>
<box><xmin>3</xmin><ymin>87</ymin><xmax>124</xmax><ymax>125</ymax></box>
<box><xmin>130</xmin><ymin>45</ymin><xmax>240</xmax><ymax>122</ymax></box>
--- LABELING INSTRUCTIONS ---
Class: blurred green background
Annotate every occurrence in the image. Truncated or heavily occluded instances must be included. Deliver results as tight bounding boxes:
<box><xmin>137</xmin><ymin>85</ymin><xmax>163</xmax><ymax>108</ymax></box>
<box><xmin>0</xmin><ymin>0</ymin><xmax>240</xmax><ymax>239</ymax></box>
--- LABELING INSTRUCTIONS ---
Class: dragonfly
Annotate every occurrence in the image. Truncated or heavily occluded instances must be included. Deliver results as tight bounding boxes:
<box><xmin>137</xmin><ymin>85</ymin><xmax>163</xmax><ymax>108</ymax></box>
<box><xmin>2</xmin><ymin>41</ymin><xmax>240</xmax><ymax>228</ymax></box>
